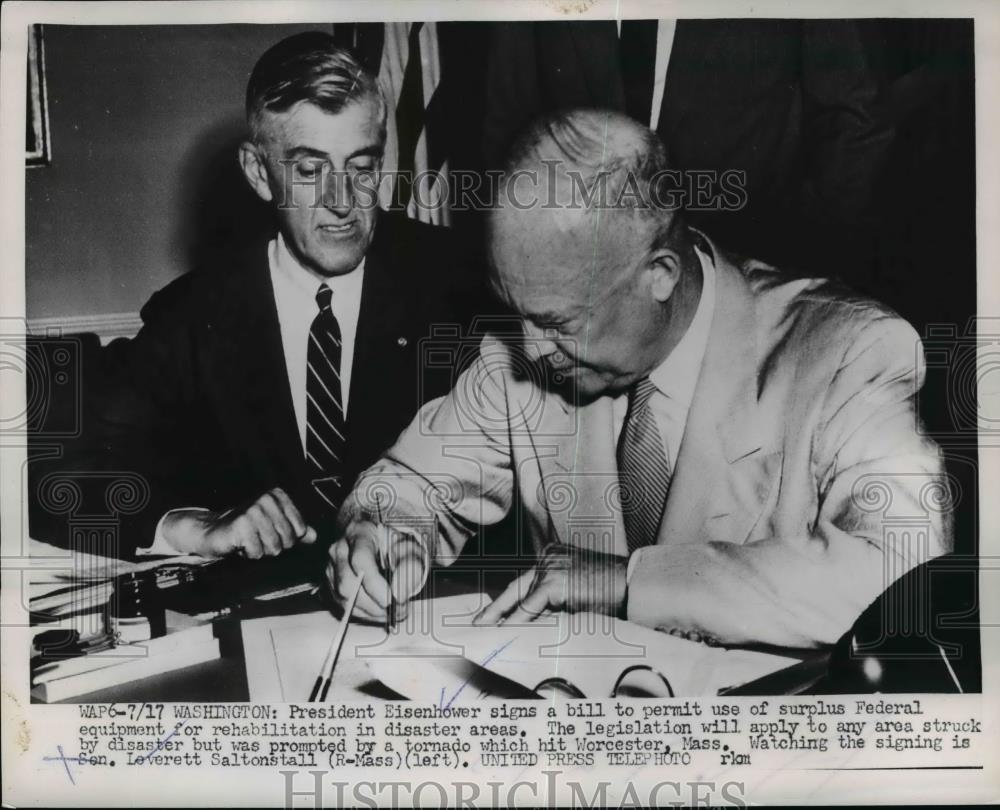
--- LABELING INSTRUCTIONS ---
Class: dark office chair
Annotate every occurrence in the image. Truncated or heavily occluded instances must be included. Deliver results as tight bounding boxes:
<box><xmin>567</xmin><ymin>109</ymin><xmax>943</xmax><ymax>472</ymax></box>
<box><xmin>723</xmin><ymin>554</ymin><xmax>981</xmax><ymax>695</ymax></box>
<box><xmin>819</xmin><ymin>553</ymin><xmax>981</xmax><ymax>693</ymax></box>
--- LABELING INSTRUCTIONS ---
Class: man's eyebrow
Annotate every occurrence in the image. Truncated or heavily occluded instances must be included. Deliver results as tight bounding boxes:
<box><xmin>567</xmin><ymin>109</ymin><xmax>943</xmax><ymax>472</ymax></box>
<box><xmin>281</xmin><ymin>144</ymin><xmax>383</xmax><ymax>160</ymax></box>
<box><xmin>345</xmin><ymin>144</ymin><xmax>384</xmax><ymax>161</ymax></box>
<box><xmin>283</xmin><ymin>146</ymin><xmax>328</xmax><ymax>159</ymax></box>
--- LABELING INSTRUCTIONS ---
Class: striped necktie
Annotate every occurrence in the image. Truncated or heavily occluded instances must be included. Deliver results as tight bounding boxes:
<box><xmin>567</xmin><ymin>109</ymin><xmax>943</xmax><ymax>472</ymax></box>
<box><xmin>617</xmin><ymin>378</ymin><xmax>672</xmax><ymax>553</ymax></box>
<box><xmin>306</xmin><ymin>283</ymin><xmax>347</xmax><ymax>512</ymax></box>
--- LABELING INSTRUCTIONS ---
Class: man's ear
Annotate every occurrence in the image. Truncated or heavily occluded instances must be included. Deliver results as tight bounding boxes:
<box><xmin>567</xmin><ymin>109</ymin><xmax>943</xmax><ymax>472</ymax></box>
<box><xmin>645</xmin><ymin>248</ymin><xmax>682</xmax><ymax>303</ymax></box>
<box><xmin>238</xmin><ymin>140</ymin><xmax>273</xmax><ymax>203</ymax></box>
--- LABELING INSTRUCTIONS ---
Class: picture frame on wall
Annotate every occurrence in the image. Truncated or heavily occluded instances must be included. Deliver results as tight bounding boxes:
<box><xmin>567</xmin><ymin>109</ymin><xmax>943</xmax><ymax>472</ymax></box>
<box><xmin>27</xmin><ymin>24</ymin><xmax>50</xmax><ymax>167</ymax></box>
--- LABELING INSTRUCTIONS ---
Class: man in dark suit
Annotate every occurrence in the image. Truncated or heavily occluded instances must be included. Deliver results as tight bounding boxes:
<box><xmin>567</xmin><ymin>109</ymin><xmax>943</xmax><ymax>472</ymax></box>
<box><xmin>85</xmin><ymin>32</ymin><xmax>482</xmax><ymax>560</ymax></box>
<box><xmin>483</xmin><ymin>20</ymin><xmax>893</xmax><ymax>278</ymax></box>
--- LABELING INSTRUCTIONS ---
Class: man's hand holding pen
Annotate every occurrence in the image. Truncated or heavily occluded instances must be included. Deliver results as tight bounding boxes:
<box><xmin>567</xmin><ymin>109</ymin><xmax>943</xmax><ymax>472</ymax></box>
<box><xmin>325</xmin><ymin>519</ymin><xmax>429</xmax><ymax>625</ymax></box>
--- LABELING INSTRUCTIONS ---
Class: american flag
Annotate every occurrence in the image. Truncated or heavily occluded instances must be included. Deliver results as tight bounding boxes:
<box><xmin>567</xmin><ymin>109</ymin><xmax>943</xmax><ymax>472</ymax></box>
<box><xmin>340</xmin><ymin>22</ymin><xmax>451</xmax><ymax>226</ymax></box>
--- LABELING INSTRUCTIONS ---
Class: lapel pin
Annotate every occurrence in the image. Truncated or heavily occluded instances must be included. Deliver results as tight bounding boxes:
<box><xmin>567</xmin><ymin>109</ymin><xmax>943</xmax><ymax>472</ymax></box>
<box><xmin>397</xmin><ymin>336</ymin><xmax>408</xmax><ymax>347</ymax></box>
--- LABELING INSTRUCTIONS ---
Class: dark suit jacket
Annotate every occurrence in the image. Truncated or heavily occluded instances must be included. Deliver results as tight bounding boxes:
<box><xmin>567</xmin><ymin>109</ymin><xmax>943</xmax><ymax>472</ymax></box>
<box><xmin>483</xmin><ymin>20</ymin><xmax>894</xmax><ymax>276</ymax></box>
<box><xmin>80</xmin><ymin>211</ymin><xmax>487</xmax><ymax>558</ymax></box>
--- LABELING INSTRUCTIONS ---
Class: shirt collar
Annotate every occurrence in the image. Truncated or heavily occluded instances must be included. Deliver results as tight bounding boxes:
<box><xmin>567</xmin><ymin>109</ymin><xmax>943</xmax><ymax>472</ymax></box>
<box><xmin>271</xmin><ymin>232</ymin><xmax>366</xmax><ymax>307</ymax></box>
<box><xmin>648</xmin><ymin>244</ymin><xmax>716</xmax><ymax>402</ymax></box>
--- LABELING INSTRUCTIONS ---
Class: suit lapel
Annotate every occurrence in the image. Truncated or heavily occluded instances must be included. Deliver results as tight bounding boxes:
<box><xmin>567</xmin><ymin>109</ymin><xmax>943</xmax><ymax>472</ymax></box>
<box><xmin>657</xmin><ymin>233</ymin><xmax>781</xmax><ymax>547</ymax></box>
<box><xmin>535</xmin><ymin>235</ymin><xmax>780</xmax><ymax>554</ymax></box>
<box><xmin>346</xmin><ymin>219</ymin><xmax>417</xmax><ymax>472</ymax></box>
<box><xmin>211</xmin><ymin>242</ymin><xmax>304</xmax><ymax>485</ymax></box>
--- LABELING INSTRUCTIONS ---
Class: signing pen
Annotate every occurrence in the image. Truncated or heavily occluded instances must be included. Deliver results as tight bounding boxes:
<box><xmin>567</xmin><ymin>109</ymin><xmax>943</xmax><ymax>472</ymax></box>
<box><xmin>374</xmin><ymin>495</ymin><xmax>394</xmax><ymax>634</ymax></box>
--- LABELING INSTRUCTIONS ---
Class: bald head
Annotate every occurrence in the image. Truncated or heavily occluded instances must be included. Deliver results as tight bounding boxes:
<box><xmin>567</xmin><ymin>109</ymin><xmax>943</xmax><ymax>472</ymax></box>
<box><xmin>504</xmin><ymin>108</ymin><xmax>671</xmax><ymax>200</ymax></box>
<box><xmin>490</xmin><ymin>109</ymin><xmax>685</xmax><ymax>287</ymax></box>
<box><xmin>487</xmin><ymin>109</ymin><xmax>700</xmax><ymax>401</ymax></box>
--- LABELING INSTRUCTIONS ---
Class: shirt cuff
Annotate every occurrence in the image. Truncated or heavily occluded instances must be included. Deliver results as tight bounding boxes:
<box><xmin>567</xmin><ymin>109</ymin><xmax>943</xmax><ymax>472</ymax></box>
<box><xmin>625</xmin><ymin>547</ymin><xmax>645</xmax><ymax>586</ymax></box>
<box><xmin>137</xmin><ymin>507</ymin><xmax>209</xmax><ymax>556</ymax></box>
<box><xmin>382</xmin><ymin>525</ymin><xmax>433</xmax><ymax>600</ymax></box>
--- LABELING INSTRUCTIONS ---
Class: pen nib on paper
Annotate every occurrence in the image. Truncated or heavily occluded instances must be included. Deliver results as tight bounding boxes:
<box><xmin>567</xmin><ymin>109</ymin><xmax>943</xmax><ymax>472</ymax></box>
<box><xmin>374</xmin><ymin>494</ymin><xmax>395</xmax><ymax>635</ymax></box>
<box><xmin>309</xmin><ymin>575</ymin><xmax>363</xmax><ymax>702</ymax></box>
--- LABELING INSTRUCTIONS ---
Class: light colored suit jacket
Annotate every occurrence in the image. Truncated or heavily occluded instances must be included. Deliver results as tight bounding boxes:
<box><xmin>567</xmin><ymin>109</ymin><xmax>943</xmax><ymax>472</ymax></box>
<box><xmin>340</xmin><ymin>234</ymin><xmax>951</xmax><ymax>647</ymax></box>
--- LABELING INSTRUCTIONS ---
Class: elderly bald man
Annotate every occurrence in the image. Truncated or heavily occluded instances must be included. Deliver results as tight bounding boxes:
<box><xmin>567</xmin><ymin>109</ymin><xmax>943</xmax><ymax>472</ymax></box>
<box><xmin>326</xmin><ymin>109</ymin><xmax>950</xmax><ymax>648</ymax></box>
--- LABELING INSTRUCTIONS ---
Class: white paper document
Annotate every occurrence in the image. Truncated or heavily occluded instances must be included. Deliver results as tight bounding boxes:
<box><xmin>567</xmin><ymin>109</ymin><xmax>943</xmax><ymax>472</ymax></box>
<box><xmin>241</xmin><ymin>594</ymin><xmax>795</xmax><ymax>702</ymax></box>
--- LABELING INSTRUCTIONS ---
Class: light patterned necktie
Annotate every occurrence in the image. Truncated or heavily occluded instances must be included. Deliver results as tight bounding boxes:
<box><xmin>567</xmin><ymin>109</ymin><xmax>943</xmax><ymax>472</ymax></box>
<box><xmin>617</xmin><ymin>377</ymin><xmax>672</xmax><ymax>553</ymax></box>
<box><xmin>306</xmin><ymin>283</ymin><xmax>347</xmax><ymax>512</ymax></box>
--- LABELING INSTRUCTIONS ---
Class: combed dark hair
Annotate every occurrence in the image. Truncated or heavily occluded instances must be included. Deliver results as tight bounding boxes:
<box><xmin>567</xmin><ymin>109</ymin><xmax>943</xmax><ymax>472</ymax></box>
<box><xmin>246</xmin><ymin>32</ymin><xmax>386</xmax><ymax>142</ymax></box>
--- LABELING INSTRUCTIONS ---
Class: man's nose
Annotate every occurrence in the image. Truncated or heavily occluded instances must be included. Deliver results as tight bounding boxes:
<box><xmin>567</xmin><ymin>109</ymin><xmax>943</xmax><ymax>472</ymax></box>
<box><xmin>322</xmin><ymin>170</ymin><xmax>354</xmax><ymax>216</ymax></box>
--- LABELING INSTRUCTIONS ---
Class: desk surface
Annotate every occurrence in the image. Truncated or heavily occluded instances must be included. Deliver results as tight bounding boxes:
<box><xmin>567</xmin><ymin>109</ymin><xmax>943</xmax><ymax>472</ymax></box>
<box><xmin>61</xmin><ymin>617</ymin><xmax>827</xmax><ymax>704</ymax></box>
<box><xmin>29</xmin><ymin>540</ymin><xmax>826</xmax><ymax>702</ymax></box>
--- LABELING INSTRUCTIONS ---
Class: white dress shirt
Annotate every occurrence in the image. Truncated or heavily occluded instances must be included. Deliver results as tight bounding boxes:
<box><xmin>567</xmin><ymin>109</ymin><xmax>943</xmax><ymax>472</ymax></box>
<box><xmin>140</xmin><ymin>235</ymin><xmax>366</xmax><ymax>554</ymax></box>
<box><xmin>270</xmin><ymin>233</ymin><xmax>365</xmax><ymax>451</ymax></box>
<box><xmin>613</xmin><ymin>243</ymin><xmax>715</xmax><ymax>458</ymax></box>
<box><xmin>621</xmin><ymin>244</ymin><xmax>715</xmax><ymax>578</ymax></box>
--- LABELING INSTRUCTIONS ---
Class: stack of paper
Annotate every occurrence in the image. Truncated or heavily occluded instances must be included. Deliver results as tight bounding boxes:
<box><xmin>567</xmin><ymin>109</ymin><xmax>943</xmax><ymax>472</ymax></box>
<box><xmin>31</xmin><ymin>624</ymin><xmax>220</xmax><ymax>702</ymax></box>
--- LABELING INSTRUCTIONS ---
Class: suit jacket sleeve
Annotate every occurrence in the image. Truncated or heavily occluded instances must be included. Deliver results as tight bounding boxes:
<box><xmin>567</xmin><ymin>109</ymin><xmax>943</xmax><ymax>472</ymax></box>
<box><xmin>84</xmin><ymin>282</ymin><xmax>205</xmax><ymax>556</ymax></box>
<box><xmin>626</xmin><ymin>315</ymin><xmax>951</xmax><ymax>647</ymax></box>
